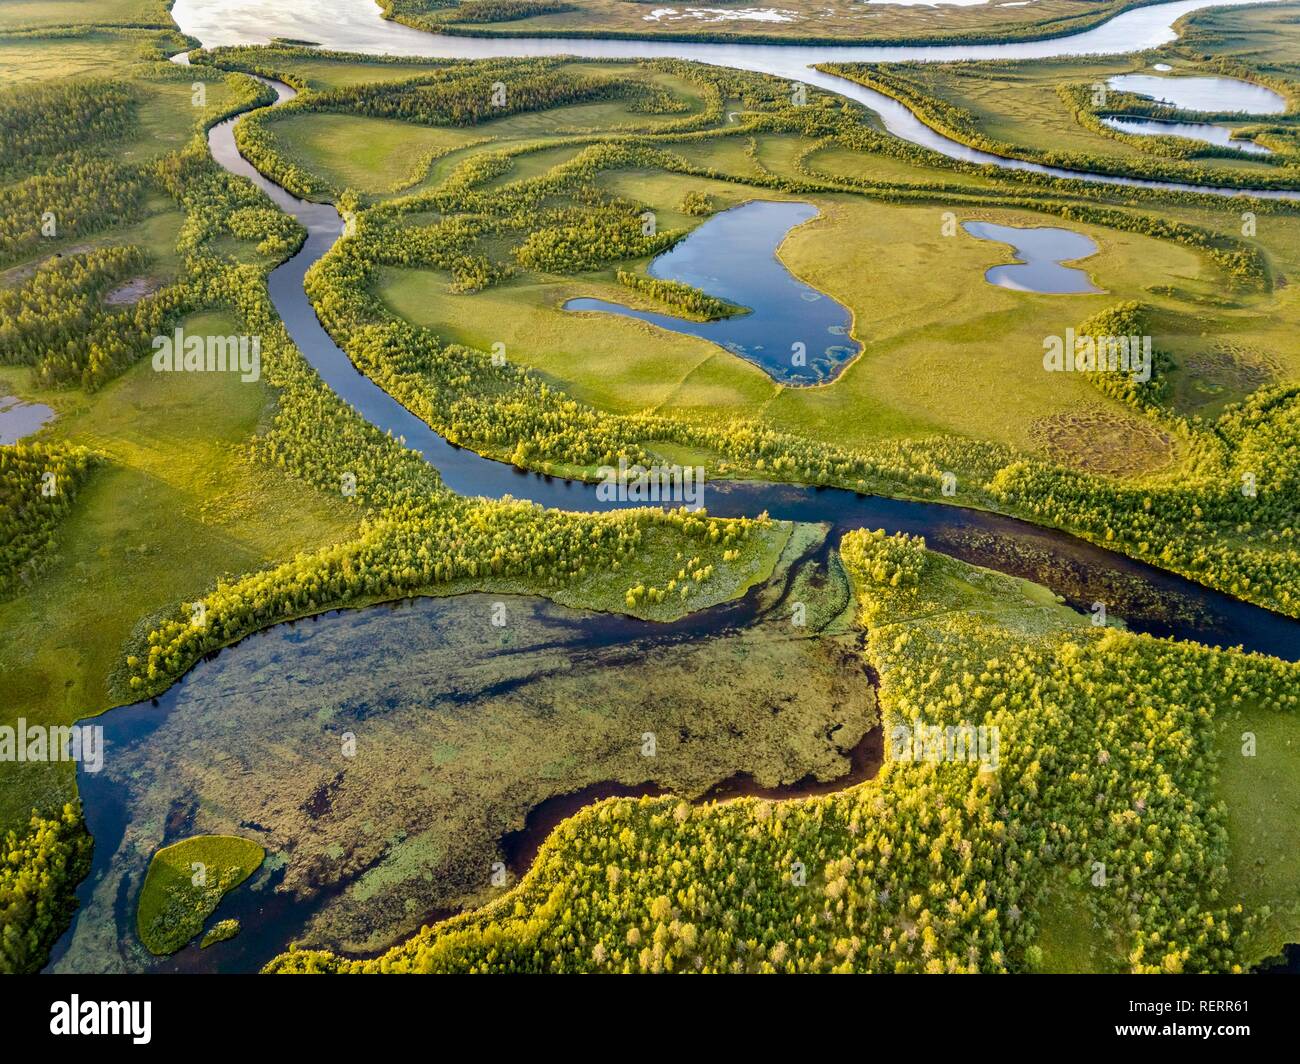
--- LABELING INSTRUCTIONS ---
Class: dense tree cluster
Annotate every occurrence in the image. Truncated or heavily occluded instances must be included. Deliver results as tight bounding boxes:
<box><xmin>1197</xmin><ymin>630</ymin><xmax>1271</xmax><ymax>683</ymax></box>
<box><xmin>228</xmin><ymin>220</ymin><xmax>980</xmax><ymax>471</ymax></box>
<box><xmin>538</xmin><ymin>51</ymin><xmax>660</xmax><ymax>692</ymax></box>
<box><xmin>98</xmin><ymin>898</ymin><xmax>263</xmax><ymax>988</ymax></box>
<box><xmin>237</xmin><ymin>61</ymin><xmax>1297</xmax><ymax>620</ymax></box>
<box><xmin>0</xmin><ymin>79</ymin><xmax>138</xmax><ymax>180</ymax></box>
<box><xmin>440</xmin><ymin>0</ymin><xmax>577</xmax><ymax>24</ymax></box>
<box><xmin>0</xmin><ymin>160</ymin><xmax>147</xmax><ymax>268</ymax></box>
<box><xmin>615</xmin><ymin>269</ymin><xmax>743</xmax><ymax>320</ymax></box>
<box><xmin>680</xmin><ymin>189</ymin><xmax>715</xmax><ymax>216</ymax></box>
<box><xmin>127</xmin><ymin>502</ymin><xmax>770</xmax><ymax>692</ymax></box>
<box><xmin>0</xmin><ymin>442</ymin><xmax>98</xmax><ymax>598</ymax></box>
<box><xmin>0</xmin><ymin>805</ymin><xmax>93</xmax><ymax>975</ymax></box>
<box><xmin>0</xmin><ymin>244</ymin><xmax>193</xmax><ymax>389</ymax></box>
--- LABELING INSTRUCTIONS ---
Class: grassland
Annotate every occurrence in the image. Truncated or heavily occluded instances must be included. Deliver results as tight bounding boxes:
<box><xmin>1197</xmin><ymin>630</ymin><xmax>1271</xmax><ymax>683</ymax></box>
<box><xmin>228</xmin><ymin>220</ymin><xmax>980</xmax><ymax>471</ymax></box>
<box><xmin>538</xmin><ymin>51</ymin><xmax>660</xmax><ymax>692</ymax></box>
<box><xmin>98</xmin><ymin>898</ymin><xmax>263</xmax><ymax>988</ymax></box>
<box><xmin>232</xmin><ymin>47</ymin><xmax>1300</xmax><ymax>469</ymax></box>
<box><xmin>257</xmin><ymin>112</ymin><xmax>485</xmax><ymax>196</ymax></box>
<box><xmin>378</xmin><ymin>180</ymin><xmax>1218</xmax><ymax>457</ymax></box>
<box><xmin>135</xmin><ymin>834</ymin><xmax>264</xmax><ymax>954</ymax></box>
<box><xmin>828</xmin><ymin>53</ymin><xmax>1296</xmax><ymax>185</ymax></box>
<box><xmin>4</xmin><ymin>0</ymin><xmax>1300</xmax><ymax>979</ymax></box>
<box><xmin>0</xmin><ymin>30</ymin><xmax>154</xmax><ymax>83</ymax></box>
<box><xmin>0</xmin><ymin>309</ymin><xmax>361</xmax><ymax>829</ymax></box>
<box><xmin>1177</xmin><ymin>2</ymin><xmax>1300</xmax><ymax>78</ymax></box>
<box><xmin>0</xmin><ymin>0</ymin><xmax>169</xmax><ymax>32</ymax></box>
<box><xmin>1217</xmin><ymin>703</ymin><xmax>1300</xmax><ymax>965</ymax></box>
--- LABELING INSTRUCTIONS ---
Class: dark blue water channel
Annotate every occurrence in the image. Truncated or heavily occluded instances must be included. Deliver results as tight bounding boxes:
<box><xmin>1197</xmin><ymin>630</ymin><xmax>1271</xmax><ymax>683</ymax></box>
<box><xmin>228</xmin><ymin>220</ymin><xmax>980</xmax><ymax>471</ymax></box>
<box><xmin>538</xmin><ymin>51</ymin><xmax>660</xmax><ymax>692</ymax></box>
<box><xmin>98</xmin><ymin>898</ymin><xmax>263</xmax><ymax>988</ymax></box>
<box><xmin>564</xmin><ymin>201</ymin><xmax>860</xmax><ymax>385</ymax></box>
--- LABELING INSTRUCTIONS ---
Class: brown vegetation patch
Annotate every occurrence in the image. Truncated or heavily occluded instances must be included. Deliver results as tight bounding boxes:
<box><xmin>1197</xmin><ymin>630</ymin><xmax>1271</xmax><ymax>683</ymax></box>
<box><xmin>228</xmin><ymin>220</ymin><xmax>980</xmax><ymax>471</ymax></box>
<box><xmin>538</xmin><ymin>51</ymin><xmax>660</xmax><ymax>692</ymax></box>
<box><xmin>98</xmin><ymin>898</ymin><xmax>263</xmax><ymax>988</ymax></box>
<box><xmin>104</xmin><ymin>275</ymin><xmax>163</xmax><ymax>306</ymax></box>
<box><xmin>1029</xmin><ymin>406</ymin><xmax>1174</xmax><ymax>476</ymax></box>
<box><xmin>1183</xmin><ymin>342</ymin><xmax>1279</xmax><ymax>396</ymax></box>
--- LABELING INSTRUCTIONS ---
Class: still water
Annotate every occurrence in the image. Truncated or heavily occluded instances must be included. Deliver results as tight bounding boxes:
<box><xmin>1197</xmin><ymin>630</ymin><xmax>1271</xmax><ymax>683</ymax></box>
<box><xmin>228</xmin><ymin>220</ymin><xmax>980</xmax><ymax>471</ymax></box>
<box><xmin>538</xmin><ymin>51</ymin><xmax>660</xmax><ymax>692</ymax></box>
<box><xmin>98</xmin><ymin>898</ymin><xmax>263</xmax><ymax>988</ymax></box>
<box><xmin>963</xmin><ymin>221</ymin><xmax>1102</xmax><ymax>294</ymax></box>
<box><xmin>565</xmin><ymin>201</ymin><xmax>859</xmax><ymax>384</ymax></box>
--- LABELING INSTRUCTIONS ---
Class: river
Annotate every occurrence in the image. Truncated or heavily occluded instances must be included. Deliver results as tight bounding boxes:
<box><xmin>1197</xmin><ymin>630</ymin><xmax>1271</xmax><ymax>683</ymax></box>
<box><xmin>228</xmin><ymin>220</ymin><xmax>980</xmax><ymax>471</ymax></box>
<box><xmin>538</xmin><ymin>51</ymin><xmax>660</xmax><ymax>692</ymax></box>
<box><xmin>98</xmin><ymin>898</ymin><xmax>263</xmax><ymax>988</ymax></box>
<box><xmin>173</xmin><ymin>0</ymin><xmax>1300</xmax><ymax>199</ymax></box>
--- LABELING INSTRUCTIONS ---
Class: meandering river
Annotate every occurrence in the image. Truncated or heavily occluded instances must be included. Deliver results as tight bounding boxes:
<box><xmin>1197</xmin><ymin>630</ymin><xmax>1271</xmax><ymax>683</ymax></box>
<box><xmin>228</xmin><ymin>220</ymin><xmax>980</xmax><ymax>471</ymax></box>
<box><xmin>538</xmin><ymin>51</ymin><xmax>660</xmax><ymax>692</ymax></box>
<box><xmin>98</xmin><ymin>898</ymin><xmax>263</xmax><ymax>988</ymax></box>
<box><xmin>182</xmin><ymin>13</ymin><xmax>1300</xmax><ymax>658</ymax></box>
<box><xmin>174</xmin><ymin>0</ymin><xmax>1300</xmax><ymax>200</ymax></box>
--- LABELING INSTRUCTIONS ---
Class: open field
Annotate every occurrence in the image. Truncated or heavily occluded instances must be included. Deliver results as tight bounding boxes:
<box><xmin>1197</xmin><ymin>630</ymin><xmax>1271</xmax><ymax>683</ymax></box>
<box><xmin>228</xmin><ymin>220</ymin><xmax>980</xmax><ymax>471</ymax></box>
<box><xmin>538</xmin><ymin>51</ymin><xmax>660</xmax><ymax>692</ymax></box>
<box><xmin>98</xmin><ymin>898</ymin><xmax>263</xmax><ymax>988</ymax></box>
<box><xmin>0</xmin><ymin>309</ymin><xmax>361</xmax><ymax>829</ymax></box>
<box><xmin>378</xmin><ymin>177</ymin><xmax>1226</xmax><ymax>458</ymax></box>
<box><xmin>0</xmin><ymin>0</ymin><xmax>168</xmax><ymax>31</ymax></box>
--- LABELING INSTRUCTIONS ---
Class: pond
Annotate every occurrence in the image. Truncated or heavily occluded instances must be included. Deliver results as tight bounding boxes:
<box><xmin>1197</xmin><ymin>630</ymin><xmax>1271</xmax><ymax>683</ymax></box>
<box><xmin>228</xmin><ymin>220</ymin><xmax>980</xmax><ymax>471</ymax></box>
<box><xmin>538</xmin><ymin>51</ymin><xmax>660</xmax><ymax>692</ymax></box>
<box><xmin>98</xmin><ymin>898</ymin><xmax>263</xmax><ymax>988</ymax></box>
<box><xmin>564</xmin><ymin>201</ymin><xmax>860</xmax><ymax>385</ymax></box>
<box><xmin>962</xmin><ymin>221</ymin><xmax>1103</xmax><ymax>294</ymax></box>
<box><xmin>0</xmin><ymin>395</ymin><xmax>55</xmax><ymax>444</ymax></box>
<box><xmin>47</xmin><ymin>528</ymin><xmax>879</xmax><ymax>972</ymax></box>
<box><xmin>1105</xmin><ymin>74</ymin><xmax>1287</xmax><ymax>114</ymax></box>
<box><xmin>199</xmin><ymin>76</ymin><xmax>1300</xmax><ymax>662</ymax></box>
<box><xmin>1102</xmin><ymin>115</ymin><xmax>1272</xmax><ymax>155</ymax></box>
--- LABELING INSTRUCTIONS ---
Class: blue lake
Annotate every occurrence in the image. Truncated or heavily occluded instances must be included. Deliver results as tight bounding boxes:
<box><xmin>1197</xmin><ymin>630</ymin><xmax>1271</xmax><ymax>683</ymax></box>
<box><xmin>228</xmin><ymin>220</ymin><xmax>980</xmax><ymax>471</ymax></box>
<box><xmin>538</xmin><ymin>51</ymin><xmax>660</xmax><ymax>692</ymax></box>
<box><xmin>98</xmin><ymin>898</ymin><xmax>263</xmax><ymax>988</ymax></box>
<box><xmin>564</xmin><ymin>200</ymin><xmax>860</xmax><ymax>386</ymax></box>
<box><xmin>963</xmin><ymin>221</ymin><xmax>1103</xmax><ymax>294</ymax></box>
<box><xmin>0</xmin><ymin>395</ymin><xmax>55</xmax><ymax>444</ymax></box>
<box><xmin>1105</xmin><ymin>74</ymin><xmax>1287</xmax><ymax>114</ymax></box>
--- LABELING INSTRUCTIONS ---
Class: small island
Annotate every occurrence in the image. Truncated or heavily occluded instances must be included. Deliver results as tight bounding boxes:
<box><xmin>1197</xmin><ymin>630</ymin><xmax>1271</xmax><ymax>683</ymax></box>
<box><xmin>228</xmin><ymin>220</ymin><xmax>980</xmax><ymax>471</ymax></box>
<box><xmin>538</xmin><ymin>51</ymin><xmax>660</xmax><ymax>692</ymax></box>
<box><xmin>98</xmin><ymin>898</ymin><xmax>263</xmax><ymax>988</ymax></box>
<box><xmin>135</xmin><ymin>836</ymin><xmax>264</xmax><ymax>955</ymax></box>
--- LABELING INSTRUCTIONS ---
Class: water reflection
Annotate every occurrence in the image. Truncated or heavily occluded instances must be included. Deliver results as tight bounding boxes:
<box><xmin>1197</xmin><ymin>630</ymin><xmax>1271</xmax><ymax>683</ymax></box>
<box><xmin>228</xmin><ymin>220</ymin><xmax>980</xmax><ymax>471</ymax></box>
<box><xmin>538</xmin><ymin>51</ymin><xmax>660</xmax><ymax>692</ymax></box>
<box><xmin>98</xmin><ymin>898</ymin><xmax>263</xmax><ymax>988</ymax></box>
<box><xmin>564</xmin><ymin>201</ymin><xmax>859</xmax><ymax>384</ymax></box>
<box><xmin>963</xmin><ymin>221</ymin><xmax>1102</xmax><ymax>294</ymax></box>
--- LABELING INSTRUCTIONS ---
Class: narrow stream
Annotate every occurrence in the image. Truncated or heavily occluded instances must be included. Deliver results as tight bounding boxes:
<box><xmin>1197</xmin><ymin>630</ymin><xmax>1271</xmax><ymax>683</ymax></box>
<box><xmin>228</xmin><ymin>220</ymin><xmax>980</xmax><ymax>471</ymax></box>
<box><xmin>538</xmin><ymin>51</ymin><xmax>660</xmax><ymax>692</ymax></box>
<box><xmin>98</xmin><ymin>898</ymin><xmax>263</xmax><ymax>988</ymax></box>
<box><xmin>63</xmin><ymin>0</ymin><xmax>1295</xmax><ymax>973</ymax></box>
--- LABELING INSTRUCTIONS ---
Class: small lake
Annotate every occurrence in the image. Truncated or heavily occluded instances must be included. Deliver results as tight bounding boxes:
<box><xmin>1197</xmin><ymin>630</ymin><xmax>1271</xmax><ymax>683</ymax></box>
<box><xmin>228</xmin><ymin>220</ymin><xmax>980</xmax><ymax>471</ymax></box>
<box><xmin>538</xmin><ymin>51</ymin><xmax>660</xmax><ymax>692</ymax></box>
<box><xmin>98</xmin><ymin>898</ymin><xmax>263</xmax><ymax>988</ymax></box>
<box><xmin>962</xmin><ymin>221</ymin><xmax>1103</xmax><ymax>294</ymax></box>
<box><xmin>564</xmin><ymin>201</ymin><xmax>860</xmax><ymax>385</ymax></box>
<box><xmin>47</xmin><ymin>532</ymin><xmax>881</xmax><ymax>973</ymax></box>
<box><xmin>1106</xmin><ymin>74</ymin><xmax>1287</xmax><ymax>114</ymax></box>
<box><xmin>0</xmin><ymin>395</ymin><xmax>55</xmax><ymax>444</ymax></box>
<box><xmin>1102</xmin><ymin>115</ymin><xmax>1272</xmax><ymax>155</ymax></box>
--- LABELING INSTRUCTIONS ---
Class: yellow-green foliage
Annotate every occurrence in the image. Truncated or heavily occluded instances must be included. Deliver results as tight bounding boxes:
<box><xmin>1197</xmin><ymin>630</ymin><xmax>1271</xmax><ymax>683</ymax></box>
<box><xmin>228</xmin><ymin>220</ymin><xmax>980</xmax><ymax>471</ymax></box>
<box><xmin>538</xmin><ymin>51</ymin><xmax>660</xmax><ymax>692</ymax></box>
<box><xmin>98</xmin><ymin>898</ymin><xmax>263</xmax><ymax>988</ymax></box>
<box><xmin>136</xmin><ymin>835</ymin><xmax>264</xmax><ymax>955</ymax></box>
<box><xmin>0</xmin><ymin>804</ymin><xmax>93</xmax><ymax>974</ymax></box>
<box><xmin>267</xmin><ymin>531</ymin><xmax>1299</xmax><ymax>974</ymax></box>
<box><xmin>0</xmin><ymin>442</ymin><xmax>98</xmax><ymax>598</ymax></box>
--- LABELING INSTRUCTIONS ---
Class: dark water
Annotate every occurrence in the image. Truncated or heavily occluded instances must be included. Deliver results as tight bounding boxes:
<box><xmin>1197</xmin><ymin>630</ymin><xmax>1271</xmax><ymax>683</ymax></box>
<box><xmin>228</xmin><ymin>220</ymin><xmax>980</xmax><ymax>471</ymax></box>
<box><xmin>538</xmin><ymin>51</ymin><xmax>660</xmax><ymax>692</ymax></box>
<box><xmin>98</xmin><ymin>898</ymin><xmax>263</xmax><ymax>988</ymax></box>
<box><xmin>198</xmin><ymin>69</ymin><xmax>1300</xmax><ymax>665</ymax></box>
<box><xmin>564</xmin><ymin>201</ymin><xmax>860</xmax><ymax>385</ymax></box>
<box><xmin>47</xmin><ymin>534</ymin><xmax>877</xmax><ymax>973</ymax></box>
<box><xmin>1102</xmin><ymin>115</ymin><xmax>1273</xmax><ymax>156</ymax></box>
<box><xmin>63</xmin><ymin>51</ymin><xmax>1294</xmax><ymax>975</ymax></box>
<box><xmin>963</xmin><ymin>221</ymin><xmax>1102</xmax><ymax>294</ymax></box>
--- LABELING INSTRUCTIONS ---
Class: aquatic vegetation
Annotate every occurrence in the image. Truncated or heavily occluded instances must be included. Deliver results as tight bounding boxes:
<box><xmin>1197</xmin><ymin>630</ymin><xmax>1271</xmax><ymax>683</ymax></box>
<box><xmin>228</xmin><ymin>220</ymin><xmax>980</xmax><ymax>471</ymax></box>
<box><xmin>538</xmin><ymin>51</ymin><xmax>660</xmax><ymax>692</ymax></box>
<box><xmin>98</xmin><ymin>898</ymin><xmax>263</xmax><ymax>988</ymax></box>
<box><xmin>200</xmin><ymin>919</ymin><xmax>241</xmax><ymax>948</ymax></box>
<box><xmin>4</xmin><ymin>0</ymin><xmax>1300</xmax><ymax>983</ymax></box>
<box><xmin>267</xmin><ymin>530</ymin><xmax>1300</xmax><ymax>973</ymax></box>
